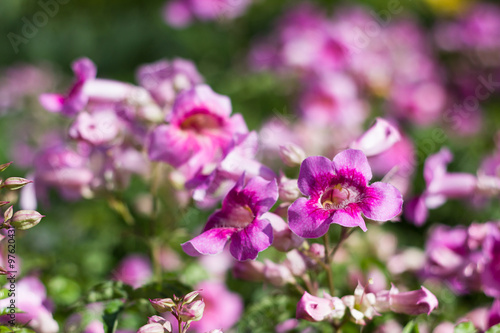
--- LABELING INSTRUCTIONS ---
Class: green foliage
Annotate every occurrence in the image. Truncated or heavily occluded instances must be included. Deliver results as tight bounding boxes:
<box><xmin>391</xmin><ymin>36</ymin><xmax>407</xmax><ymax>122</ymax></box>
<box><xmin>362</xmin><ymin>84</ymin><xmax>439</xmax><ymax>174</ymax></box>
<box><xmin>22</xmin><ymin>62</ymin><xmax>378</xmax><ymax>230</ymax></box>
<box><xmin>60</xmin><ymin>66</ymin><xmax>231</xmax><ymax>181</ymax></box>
<box><xmin>454</xmin><ymin>322</ymin><xmax>478</xmax><ymax>333</ymax></box>
<box><xmin>402</xmin><ymin>320</ymin><xmax>420</xmax><ymax>333</ymax></box>
<box><xmin>236</xmin><ymin>293</ymin><xmax>296</xmax><ymax>333</ymax></box>
<box><xmin>0</xmin><ymin>326</ymin><xmax>34</xmax><ymax>333</ymax></box>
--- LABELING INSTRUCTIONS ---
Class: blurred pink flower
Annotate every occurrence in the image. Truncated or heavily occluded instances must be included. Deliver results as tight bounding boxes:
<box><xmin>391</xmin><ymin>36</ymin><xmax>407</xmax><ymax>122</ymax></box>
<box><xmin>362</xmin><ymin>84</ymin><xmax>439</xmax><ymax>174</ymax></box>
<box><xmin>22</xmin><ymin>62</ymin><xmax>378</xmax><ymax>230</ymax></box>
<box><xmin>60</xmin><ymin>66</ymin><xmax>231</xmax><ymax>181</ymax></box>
<box><xmin>113</xmin><ymin>254</ymin><xmax>153</xmax><ymax>289</ymax></box>
<box><xmin>0</xmin><ymin>276</ymin><xmax>58</xmax><ymax>333</ymax></box>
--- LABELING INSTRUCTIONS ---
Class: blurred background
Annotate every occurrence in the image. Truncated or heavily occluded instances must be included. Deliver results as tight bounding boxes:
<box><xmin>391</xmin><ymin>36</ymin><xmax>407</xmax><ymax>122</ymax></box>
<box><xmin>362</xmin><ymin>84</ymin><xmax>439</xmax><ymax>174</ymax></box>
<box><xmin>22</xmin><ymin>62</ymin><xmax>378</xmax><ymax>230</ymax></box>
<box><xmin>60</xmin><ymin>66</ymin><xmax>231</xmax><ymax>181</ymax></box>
<box><xmin>1</xmin><ymin>0</ymin><xmax>500</xmax><ymax>331</ymax></box>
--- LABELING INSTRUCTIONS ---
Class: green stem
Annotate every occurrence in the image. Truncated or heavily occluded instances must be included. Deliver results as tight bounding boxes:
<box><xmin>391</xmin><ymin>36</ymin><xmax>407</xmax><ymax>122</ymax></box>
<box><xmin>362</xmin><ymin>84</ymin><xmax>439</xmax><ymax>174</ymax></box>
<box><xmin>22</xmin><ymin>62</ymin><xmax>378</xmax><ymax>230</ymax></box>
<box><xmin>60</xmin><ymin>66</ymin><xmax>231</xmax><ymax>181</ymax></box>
<box><xmin>323</xmin><ymin>232</ymin><xmax>335</xmax><ymax>296</ymax></box>
<box><xmin>329</xmin><ymin>228</ymin><xmax>355</xmax><ymax>261</ymax></box>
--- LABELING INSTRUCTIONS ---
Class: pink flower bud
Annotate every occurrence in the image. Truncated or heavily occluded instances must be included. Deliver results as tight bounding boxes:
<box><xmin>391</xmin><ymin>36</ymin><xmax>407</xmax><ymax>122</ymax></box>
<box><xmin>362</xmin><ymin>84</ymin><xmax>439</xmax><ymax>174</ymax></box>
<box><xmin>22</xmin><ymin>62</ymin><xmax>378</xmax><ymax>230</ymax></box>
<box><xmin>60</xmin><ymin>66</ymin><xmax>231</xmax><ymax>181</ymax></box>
<box><xmin>183</xmin><ymin>290</ymin><xmax>202</xmax><ymax>304</ymax></box>
<box><xmin>3</xmin><ymin>205</ymin><xmax>13</xmax><ymax>222</ymax></box>
<box><xmin>0</xmin><ymin>201</ymin><xmax>10</xmax><ymax>207</ymax></box>
<box><xmin>0</xmin><ymin>162</ymin><xmax>12</xmax><ymax>172</ymax></box>
<box><xmin>147</xmin><ymin>316</ymin><xmax>173</xmax><ymax>333</ymax></box>
<box><xmin>350</xmin><ymin>118</ymin><xmax>401</xmax><ymax>157</ymax></box>
<box><xmin>179</xmin><ymin>299</ymin><xmax>205</xmax><ymax>322</ymax></box>
<box><xmin>149</xmin><ymin>298</ymin><xmax>176</xmax><ymax>313</ymax></box>
<box><xmin>278</xmin><ymin>173</ymin><xmax>300</xmax><ymax>202</ymax></box>
<box><xmin>10</xmin><ymin>209</ymin><xmax>44</xmax><ymax>230</ymax></box>
<box><xmin>2</xmin><ymin>177</ymin><xmax>32</xmax><ymax>190</ymax></box>
<box><xmin>137</xmin><ymin>323</ymin><xmax>166</xmax><ymax>333</ymax></box>
<box><xmin>279</xmin><ymin>143</ymin><xmax>306</xmax><ymax>167</ymax></box>
<box><xmin>309</xmin><ymin>243</ymin><xmax>325</xmax><ymax>259</ymax></box>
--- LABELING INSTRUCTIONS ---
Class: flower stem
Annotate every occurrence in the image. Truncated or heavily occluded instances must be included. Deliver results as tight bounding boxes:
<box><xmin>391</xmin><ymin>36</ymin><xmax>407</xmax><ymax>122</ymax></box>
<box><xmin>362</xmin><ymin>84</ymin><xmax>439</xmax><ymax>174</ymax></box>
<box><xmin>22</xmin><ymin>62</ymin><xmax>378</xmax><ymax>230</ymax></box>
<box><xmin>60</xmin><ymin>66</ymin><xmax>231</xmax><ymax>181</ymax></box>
<box><xmin>323</xmin><ymin>232</ymin><xmax>335</xmax><ymax>296</ymax></box>
<box><xmin>329</xmin><ymin>227</ymin><xmax>355</xmax><ymax>261</ymax></box>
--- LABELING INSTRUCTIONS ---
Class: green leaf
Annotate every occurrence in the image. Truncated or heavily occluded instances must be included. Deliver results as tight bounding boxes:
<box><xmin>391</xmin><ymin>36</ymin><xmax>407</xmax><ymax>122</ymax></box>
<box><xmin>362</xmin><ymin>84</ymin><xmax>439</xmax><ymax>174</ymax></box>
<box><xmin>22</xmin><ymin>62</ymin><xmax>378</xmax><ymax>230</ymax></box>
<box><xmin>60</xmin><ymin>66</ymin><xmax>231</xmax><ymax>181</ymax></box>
<box><xmin>486</xmin><ymin>324</ymin><xmax>500</xmax><ymax>333</ymax></box>
<box><xmin>454</xmin><ymin>322</ymin><xmax>478</xmax><ymax>333</ymax></box>
<box><xmin>0</xmin><ymin>324</ymin><xmax>34</xmax><ymax>332</ymax></box>
<box><xmin>402</xmin><ymin>320</ymin><xmax>420</xmax><ymax>333</ymax></box>
<box><xmin>0</xmin><ymin>307</ymin><xmax>24</xmax><ymax>316</ymax></box>
<box><xmin>0</xmin><ymin>288</ymin><xmax>10</xmax><ymax>300</ymax></box>
<box><xmin>103</xmin><ymin>299</ymin><xmax>124</xmax><ymax>333</ymax></box>
<box><xmin>48</xmin><ymin>276</ymin><xmax>81</xmax><ymax>305</ymax></box>
<box><xmin>82</xmin><ymin>281</ymin><xmax>130</xmax><ymax>304</ymax></box>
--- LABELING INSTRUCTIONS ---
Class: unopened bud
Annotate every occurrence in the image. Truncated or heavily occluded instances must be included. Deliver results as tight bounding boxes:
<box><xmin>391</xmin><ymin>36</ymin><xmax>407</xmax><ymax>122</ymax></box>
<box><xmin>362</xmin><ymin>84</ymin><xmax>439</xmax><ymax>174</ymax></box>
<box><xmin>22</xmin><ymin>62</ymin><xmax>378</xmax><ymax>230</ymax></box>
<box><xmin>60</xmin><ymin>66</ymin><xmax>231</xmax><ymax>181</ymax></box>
<box><xmin>309</xmin><ymin>243</ymin><xmax>325</xmax><ymax>259</ymax></box>
<box><xmin>2</xmin><ymin>177</ymin><xmax>32</xmax><ymax>190</ymax></box>
<box><xmin>179</xmin><ymin>299</ymin><xmax>205</xmax><ymax>322</ymax></box>
<box><xmin>279</xmin><ymin>143</ymin><xmax>306</xmax><ymax>167</ymax></box>
<box><xmin>147</xmin><ymin>316</ymin><xmax>172</xmax><ymax>333</ymax></box>
<box><xmin>137</xmin><ymin>323</ymin><xmax>165</xmax><ymax>333</ymax></box>
<box><xmin>10</xmin><ymin>210</ymin><xmax>44</xmax><ymax>230</ymax></box>
<box><xmin>149</xmin><ymin>298</ymin><xmax>176</xmax><ymax>313</ymax></box>
<box><xmin>183</xmin><ymin>290</ymin><xmax>202</xmax><ymax>304</ymax></box>
<box><xmin>3</xmin><ymin>206</ymin><xmax>13</xmax><ymax>222</ymax></box>
<box><xmin>278</xmin><ymin>173</ymin><xmax>300</xmax><ymax>202</ymax></box>
<box><xmin>0</xmin><ymin>162</ymin><xmax>12</xmax><ymax>172</ymax></box>
<box><xmin>0</xmin><ymin>201</ymin><xmax>10</xmax><ymax>207</ymax></box>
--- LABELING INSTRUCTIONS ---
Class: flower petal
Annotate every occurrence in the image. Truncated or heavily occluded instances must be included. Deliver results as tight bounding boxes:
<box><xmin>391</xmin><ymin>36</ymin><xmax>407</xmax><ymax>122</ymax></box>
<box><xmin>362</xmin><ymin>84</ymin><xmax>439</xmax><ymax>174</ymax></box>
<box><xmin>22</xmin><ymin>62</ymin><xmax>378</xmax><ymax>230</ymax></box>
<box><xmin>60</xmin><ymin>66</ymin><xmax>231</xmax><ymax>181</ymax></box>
<box><xmin>297</xmin><ymin>156</ymin><xmax>335</xmax><ymax>197</ymax></box>
<box><xmin>404</xmin><ymin>196</ymin><xmax>428</xmax><ymax>226</ymax></box>
<box><xmin>39</xmin><ymin>93</ymin><xmax>64</xmax><ymax>113</ymax></box>
<box><xmin>222</xmin><ymin>176</ymin><xmax>278</xmax><ymax>217</ymax></box>
<box><xmin>361</xmin><ymin>182</ymin><xmax>402</xmax><ymax>222</ymax></box>
<box><xmin>72</xmin><ymin>57</ymin><xmax>97</xmax><ymax>81</ymax></box>
<box><xmin>331</xmin><ymin>206</ymin><xmax>367</xmax><ymax>231</ymax></box>
<box><xmin>229</xmin><ymin>218</ymin><xmax>273</xmax><ymax>261</ymax></box>
<box><xmin>333</xmin><ymin>149</ymin><xmax>372</xmax><ymax>182</ymax></box>
<box><xmin>182</xmin><ymin>228</ymin><xmax>237</xmax><ymax>257</ymax></box>
<box><xmin>288</xmin><ymin>197</ymin><xmax>332</xmax><ymax>238</ymax></box>
<box><xmin>171</xmin><ymin>84</ymin><xmax>232</xmax><ymax>124</ymax></box>
<box><xmin>147</xmin><ymin>125</ymin><xmax>195</xmax><ymax>167</ymax></box>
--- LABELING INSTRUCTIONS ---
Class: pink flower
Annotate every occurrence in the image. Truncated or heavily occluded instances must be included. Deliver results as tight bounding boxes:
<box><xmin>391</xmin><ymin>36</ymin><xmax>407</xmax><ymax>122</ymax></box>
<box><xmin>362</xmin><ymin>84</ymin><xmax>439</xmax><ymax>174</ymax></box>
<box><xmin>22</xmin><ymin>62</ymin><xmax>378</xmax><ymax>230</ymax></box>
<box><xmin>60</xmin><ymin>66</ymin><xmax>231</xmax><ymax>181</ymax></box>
<box><xmin>68</xmin><ymin>110</ymin><xmax>122</xmax><ymax>145</ymax></box>
<box><xmin>136</xmin><ymin>58</ymin><xmax>203</xmax><ymax>108</ymax></box>
<box><xmin>34</xmin><ymin>143</ymin><xmax>94</xmax><ymax>201</ymax></box>
<box><xmin>288</xmin><ymin>149</ymin><xmax>402</xmax><ymax>238</ymax></box>
<box><xmin>299</xmin><ymin>73</ymin><xmax>367</xmax><ymax>128</ymax></box>
<box><xmin>40</xmin><ymin>58</ymin><xmax>150</xmax><ymax>117</ymax></box>
<box><xmin>0</xmin><ymin>276</ymin><xmax>59</xmax><ymax>333</ymax></box>
<box><xmin>163</xmin><ymin>0</ymin><xmax>252</xmax><ymax>27</ymax></box>
<box><xmin>389</xmin><ymin>80</ymin><xmax>447</xmax><ymax>126</ymax></box>
<box><xmin>405</xmin><ymin>148</ymin><xmax>477</xmax><ymax>226</ymax></box>
<box><xmin>375</xmin><ymin>285</ymin><xmax>438</xmax><ymax>316</ymax></box>
<box><xmin>39</xmin><ymin>57</ymin><xmax>96</xmax><ymax>116</ymax></box>
<box><xmin>112</xmin><ymin>254</ymin><xmax>153</xmax><ymax>289</ymax></box>
<box><xmin>182</xmin><ymin>176</ymin><xmax>278</xmax><ymax>261</ymax></box>
<box><xmin>350</xmin><ymin>118</ymin><xmax>401</xmax><ymax>157</ymax></box>
<box><xmin>488</xmin><ymin>299</ymin><xmax>500</xmax><ymax>329</ymax></box>
<box><xmin>147</xmin><ymin>84</ymin><xmax>247</xmax><ymax>180</ymax></box>
<box><xmin>481</xmin><ymin>226</ymin><xmax>500</xmax><ymax>298</ymax></box>
<box><xmin>186</xmin><ymin>131</ymin><xmax>275</xmax><ymax>208</ymax></box>
<box><xmin>163</xmin><ymin>0</ymin><xmax>193</xmax><ymax>28</ymax></box>
<box><xmin>296</xmin><ymin>291</ymin><xmax>345</xmax><ymax>322</ymax></box>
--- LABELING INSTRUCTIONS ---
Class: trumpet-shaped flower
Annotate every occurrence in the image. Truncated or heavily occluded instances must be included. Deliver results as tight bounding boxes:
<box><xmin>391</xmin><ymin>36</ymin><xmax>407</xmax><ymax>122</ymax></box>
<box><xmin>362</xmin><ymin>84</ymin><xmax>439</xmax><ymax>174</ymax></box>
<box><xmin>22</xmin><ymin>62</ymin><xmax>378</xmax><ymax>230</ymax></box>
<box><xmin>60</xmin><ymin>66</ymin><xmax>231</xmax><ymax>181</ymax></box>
<box><xmin>148</xmin><ymin>85</ymin><xmax>247</xmax><ymax>180</ymax></box>
<box><xmin>288</xmin><ymin>149</ymin><xmax>402</xmax><ymax>238</ymax></box>
<box><xmin>182</xmin><ymin>176</ymin><xmax>278</xmax><ymax>261</ymax></box>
